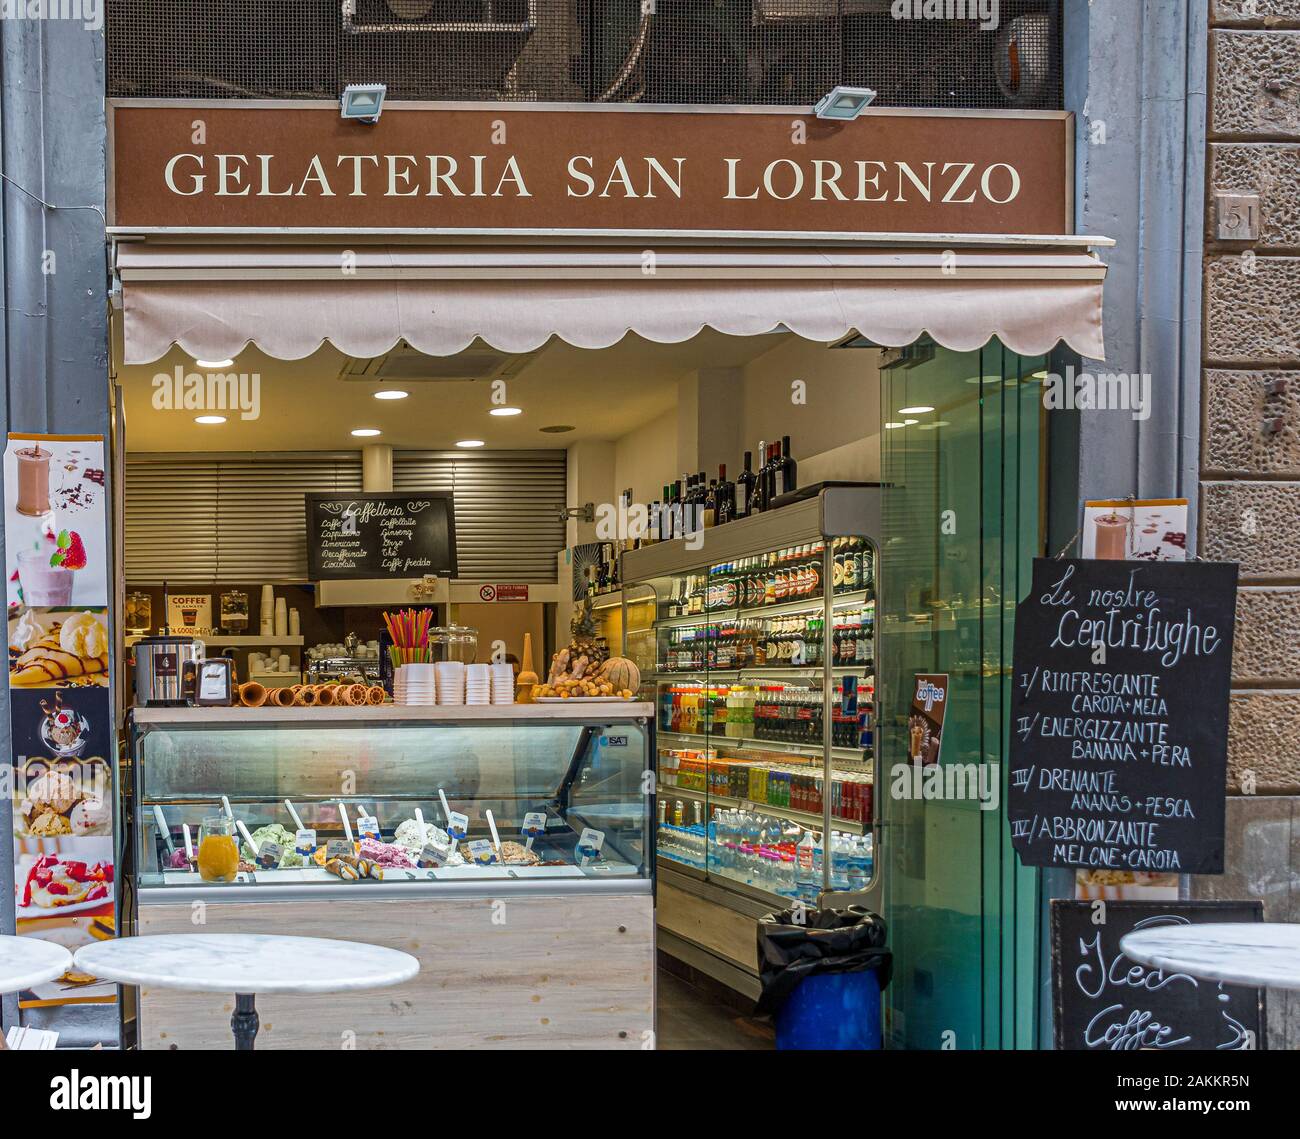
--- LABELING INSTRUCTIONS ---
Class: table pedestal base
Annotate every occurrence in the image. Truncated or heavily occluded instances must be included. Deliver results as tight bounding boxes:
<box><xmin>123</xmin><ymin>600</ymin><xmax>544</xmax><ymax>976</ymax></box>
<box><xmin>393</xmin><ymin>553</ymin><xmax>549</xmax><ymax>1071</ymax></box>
<box><xmin>231</xmin><ymin>993</ymin><xmax>259</xmax><ymax>1050</ymax></box>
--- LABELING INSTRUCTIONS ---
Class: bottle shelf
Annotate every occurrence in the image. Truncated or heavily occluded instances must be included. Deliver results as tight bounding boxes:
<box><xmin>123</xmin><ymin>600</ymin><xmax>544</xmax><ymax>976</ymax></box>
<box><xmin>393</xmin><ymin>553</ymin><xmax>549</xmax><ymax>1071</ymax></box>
<box><xmin>647</xmin><ymin>665</ymin><xmax>874</xmax><ymax>679</ymax></box>
<box><xmin>658</xmin><ymin>728</ymin><xmax>871</xmax><ymax>765</ymax></box>
<box><xmin>659</xmin><ymin>783</ymin><xmax>869</xmax><ymax>836</ymax></box>
<box><xmin>654</xmin><ymin>587</ymin><xmax>873</xmax><ymax>627</ymax></box>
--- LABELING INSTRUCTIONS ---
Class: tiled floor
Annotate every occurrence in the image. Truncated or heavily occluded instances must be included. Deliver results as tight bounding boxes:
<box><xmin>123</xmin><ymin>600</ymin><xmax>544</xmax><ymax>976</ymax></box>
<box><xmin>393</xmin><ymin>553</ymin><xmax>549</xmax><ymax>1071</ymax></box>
<box><xmin>656</xmin><ymin>967</ymin><xmax>775</xmax><ymax>1050</ymax></box>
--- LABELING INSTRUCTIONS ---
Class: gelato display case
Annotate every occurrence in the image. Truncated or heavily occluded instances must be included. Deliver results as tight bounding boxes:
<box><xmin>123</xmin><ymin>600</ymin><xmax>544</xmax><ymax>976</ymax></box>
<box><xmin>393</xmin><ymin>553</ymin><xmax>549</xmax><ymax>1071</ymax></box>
<box><xmin>123</xmin><ymin>703</ymin><xmax>655</xmax><ymax>1049</ymax></box>
<box><xmin>622</xmin><ymin>488</ymin><xmax>881</xmax><ymax>997</ymax></box>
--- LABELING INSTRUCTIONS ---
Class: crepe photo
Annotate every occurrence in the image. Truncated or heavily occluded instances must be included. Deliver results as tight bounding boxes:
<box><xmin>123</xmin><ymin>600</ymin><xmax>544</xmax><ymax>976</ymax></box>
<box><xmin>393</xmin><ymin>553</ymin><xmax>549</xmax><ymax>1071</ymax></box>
<box><xmin>8</xmin><ymin>607</ymin><xmax>109</xmax><ymax>688</ymax></box>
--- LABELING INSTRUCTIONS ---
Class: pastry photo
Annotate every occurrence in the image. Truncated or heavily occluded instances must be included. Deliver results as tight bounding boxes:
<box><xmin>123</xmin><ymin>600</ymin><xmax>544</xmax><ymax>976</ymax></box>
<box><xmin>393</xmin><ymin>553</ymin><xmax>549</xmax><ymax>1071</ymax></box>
<box><xmin>8</xmin><ymin>607</ymin><xmax>109</xmax><ymax>687</ymax></box>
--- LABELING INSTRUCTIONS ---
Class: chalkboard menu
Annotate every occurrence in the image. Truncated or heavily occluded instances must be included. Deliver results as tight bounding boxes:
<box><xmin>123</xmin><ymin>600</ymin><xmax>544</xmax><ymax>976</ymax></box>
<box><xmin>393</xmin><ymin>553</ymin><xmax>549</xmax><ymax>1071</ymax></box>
<box><xmin>1051</xmin><ymin>900</ymin><xmax>1263</xmax><ymax>1051</ymax></box>
<box><xmin>306</xmin><ymin>493</ymin><xmax>456</xmax><ymax>581</ymax></box>
<box><xmin>1008</xmin><ymin>558</ymin><xmax>1237</xmax><ymax>874</ymax></box>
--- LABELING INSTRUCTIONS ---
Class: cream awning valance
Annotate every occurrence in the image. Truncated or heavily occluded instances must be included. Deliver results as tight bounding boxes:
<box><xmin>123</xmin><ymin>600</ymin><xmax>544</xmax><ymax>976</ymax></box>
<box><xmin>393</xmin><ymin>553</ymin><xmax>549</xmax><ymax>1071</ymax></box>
<box><xmin>116</xmin><ymin>240</ymin><xmax>1109</xmax><ymax>364</ymax></box>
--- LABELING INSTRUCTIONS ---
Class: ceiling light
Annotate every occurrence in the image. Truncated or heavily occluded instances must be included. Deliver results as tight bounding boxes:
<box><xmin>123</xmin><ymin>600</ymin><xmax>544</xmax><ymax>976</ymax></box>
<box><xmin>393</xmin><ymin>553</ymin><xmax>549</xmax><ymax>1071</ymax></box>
<box><xmin>195</xmin><ymin>358</ymin><xmax>234</xmax><ymax>369</ymax></box>
<box><xmin>1030</xmin><ymin>370</ymin><xmax>1049</xmax><ymax>381</ymax></box>
<box><xmin>898</xmin><ymin>405</ymin><xmax>934</xmax><ymax>415</ymax></box>
<box><xmin>965</xmin><ymin>375</ymin><xmax>1004</xmax><ymax>385</ymax></box>
<box><xmin>884</xmin><ymin>421</ymin><xmax>906</xmax><ymax>430</ymax></box>
<box><xmin>456</xmin><ymin>439</ymin><xmax>485</xmax><ymax>448</ymax></box>
<box><xmin>373</xmin><ymin>389</ymin><xmax>408</xmax><ymax>400</ymax></box>
<box><xmin>351</xmin><ymin>428</ymin><xmax>382</xmax><ymax>437</ymax></box>
<box><xmin>194</xmin><ymin>415</ymin><xmax>227</xmax><ymax>425</ymax></box>
<box><xmin>539</xmin><ymin>425</ymin><xmax>575</xmax><ymax>434</ymax></box>
<box><xmin>813</xmin><ymin>85</ymin><xmax>877</xmax><ymax>121</ymax></box>
<box><xmin>340</xmin><ymin>83</ymin><xmax>386</xmax><ymax>124</ymax></box>
<box><xmin>903</xmin><ymin>419</ymin><xmax>919</xmax><ymax>426</ymax></box>
<box><xmin>489</xmin><ymin>407</ymin><xmax>523</xmax><ymax>417</ymax></box>
<box><xmin>917</xmin><ymin>420</ymin><xmax>951</xmax><ymax>431</ymax></box>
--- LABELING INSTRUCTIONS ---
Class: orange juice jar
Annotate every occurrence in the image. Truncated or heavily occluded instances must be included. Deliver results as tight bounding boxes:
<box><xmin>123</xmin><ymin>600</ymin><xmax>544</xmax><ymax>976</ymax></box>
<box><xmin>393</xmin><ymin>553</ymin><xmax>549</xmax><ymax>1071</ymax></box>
<box><xmin>197</xmin><ymin>815</ymin><xmax>239</xmax><ymax>882</ymax></box>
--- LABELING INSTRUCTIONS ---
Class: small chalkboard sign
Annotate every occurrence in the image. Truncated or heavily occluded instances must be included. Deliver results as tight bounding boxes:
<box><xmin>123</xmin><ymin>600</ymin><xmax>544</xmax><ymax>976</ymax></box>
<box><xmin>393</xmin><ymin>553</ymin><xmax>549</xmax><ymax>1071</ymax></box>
<box><xmin>1008</xmin><ymin>558</ymin><xmax>1237</xmax><ymax>874</ymax></box>
<box><xmin>306</xmin><ymin>492</ymin><xmax>456</xmax><ymax>581</ymax></box>
<box><xmin>1051</xmin><ymin>900</ymin><xmax>1264</xmax><ymax>1051</ymax></box>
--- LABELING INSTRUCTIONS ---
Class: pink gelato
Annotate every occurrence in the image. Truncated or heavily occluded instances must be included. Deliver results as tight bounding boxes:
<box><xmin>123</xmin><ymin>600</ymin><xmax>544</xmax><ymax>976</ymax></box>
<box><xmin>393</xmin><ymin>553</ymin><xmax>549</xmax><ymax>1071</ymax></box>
<box><xmin>357</xmin><ymin>838</ymin><xmax>413</xmax><ymax>868</ymax></box>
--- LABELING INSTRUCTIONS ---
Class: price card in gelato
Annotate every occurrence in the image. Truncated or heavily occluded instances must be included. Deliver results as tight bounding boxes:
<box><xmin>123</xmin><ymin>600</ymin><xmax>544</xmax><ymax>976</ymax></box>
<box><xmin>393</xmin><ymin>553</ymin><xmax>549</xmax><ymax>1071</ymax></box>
<box><xmin>355</xmin><ymin>814</ymin><xmax>381</xmax><ymax>841</ymax></box>
<box><xmin>466</xmin><ymin>838</ymin><xmax>497</xmax><ymax>865</ymax></box>
<box><xmin>576</xmin><ymin>827</ymin><xmax>605</xmax><ymax>865</ymax></box>
<box><xmin>255</xmin><ymin>840</ymin><xmax>283</xmax><ymax>870</ymax></box>
<box><xmin>417</xmin><ymin>833</ymin><xmax>454</xmax><ymax>868</ymax></box>
<box><xmin>325</xmin><ymin>838</ymin><xmax>353</xmax><ymax>858</ymax></box>
<box><xmin>446</xmin><ymin>811</ymin><xmax>469</xmax><ymax>843</ymax></box>
<box><xmin>294</xmin><ymin>829</ymin><xmax>317</xmax><ymax>858</ymax></box>
<box><xmin>522</xmin><ymin>811</ymin><xmax>547</xmax><ymax>839</ymax></box>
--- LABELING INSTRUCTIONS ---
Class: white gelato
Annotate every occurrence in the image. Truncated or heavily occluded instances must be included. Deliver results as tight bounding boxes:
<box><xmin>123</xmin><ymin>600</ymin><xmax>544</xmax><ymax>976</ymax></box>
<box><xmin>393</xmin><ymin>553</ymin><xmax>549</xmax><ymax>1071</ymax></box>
<box><xmin>59</xmin><ymin>611</ymin><xmax>108</xmax><ymax>659</ymax></box>
<box><xmin>12</xmin><ymin>609</ymin><xmax>46</xmax><ymax>652</ymax></box>
<box><xmin>70</xmin><ymin>797</ymin><xmax>110</xmax><ymax>836</ymax></box>
<box><xmin>393</xmin><ymin>818</ymin><xmax>465</xmax><ymax>865</ymax></box>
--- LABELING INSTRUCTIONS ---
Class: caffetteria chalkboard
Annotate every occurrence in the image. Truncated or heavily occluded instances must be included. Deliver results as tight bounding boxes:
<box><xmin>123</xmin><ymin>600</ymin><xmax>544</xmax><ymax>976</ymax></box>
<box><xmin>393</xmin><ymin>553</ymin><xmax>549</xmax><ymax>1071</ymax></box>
<box><xmin>1051</xmin><ymin>900</ymin><xmax>1264</xmax><ymax>1051</ymax></box>
<box><xmin>306</xmin><ymin>493</ymin><xmax>456</xmax><ymax>581</ymax></box>
<box><xmin>1008</xmin><ymin>558</ymin><xmax>1237</xmax><ymax>875</ymax></box>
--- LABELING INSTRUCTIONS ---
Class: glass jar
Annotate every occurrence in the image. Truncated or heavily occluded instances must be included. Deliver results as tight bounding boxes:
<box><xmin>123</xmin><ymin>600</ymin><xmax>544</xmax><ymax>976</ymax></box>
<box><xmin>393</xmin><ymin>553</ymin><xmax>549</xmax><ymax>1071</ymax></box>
<box><xmin>219</xmin><ymin>590</ymin><xmax>250</xmax><ymax>634</ymax></box>
<box><xmin>125</xmin><ymin>591</ymin><xmax>152</xmax><ymax>635</ymax></box>
<box><xmin>430</xmin><ymin>624</ymin><xmax>478</xmax><ymax>663</ymax></box>
<box><xmin>197</xmin><ymin>815</ymin><xmax>239</xmax><ymax>883</ymax></box>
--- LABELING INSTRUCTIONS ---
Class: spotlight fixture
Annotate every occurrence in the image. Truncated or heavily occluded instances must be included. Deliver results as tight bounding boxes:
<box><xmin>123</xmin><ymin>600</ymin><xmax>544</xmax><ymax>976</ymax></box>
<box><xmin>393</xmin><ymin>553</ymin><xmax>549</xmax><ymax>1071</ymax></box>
<box><xmin>195</xmin><ymin>358</ymin><xmax>234</xmax><ymax>369</ymax></box>
<box><xmin>489</xmin><ymin>407</ymin><xmax>523</xmax><ymax>417</ymax></box>
<box><xmin>539</xmin><ymin>424</ymin><xmax>575</xmax><ymax>434</ymax></box>
<box><xmin>814</xmin><ymin>86</ymin><xmax>877</xmax><ymax>121</ymax></box>
<box><xmin>195</xmin><ymin>415</ymin><xmax>227</xmax><ymax>425</ymax></box>
<box><xmin>373</xmin><ymin>390</ymin><xmax>409</xmax><ymax>400</ymax></box>
<box><xmin>351</xmin><ymin>428</ymin><xmax>382</xmax><ymax>437</ymax></box>
<box><xmin>456</xmin><ymin>439</ymin><xmax>486</xmax><ymax>448</ymax></box>
<box><xmin>340</xmin><ymin>84</ymin><xmax>387</xmax><ymax>124</ymax></box>
<box><xmin>898</xmin><ymin>405</ymin><xmax>934</xmax><ymax>415</ymax></box>
<box><xmin>884</xmin><ymin>421</ymin><xmax>906</xmax><ymax>430</ymax></box>
<box><xmin>917</xmin><ymin>421</ymin><xmax>952</xmax><ymax>432</ymax></box>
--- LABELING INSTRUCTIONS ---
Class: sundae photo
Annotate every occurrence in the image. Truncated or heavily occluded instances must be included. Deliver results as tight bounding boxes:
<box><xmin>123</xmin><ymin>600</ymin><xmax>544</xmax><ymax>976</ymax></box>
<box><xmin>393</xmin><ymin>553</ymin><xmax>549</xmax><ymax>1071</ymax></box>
<box><xmin>38</xmin><ymin>692</ymin><xmax>90</xmax><ymax>757</ymax></box>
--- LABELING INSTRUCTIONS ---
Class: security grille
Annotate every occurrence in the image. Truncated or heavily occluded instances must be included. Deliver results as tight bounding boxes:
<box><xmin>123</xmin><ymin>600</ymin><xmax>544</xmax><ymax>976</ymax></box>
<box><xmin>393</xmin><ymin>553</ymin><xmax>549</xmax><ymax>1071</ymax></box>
<box><xmin>106</xmin><ymin>0</ymin><xmax>1061</xmax><ymax>109</ymax></box>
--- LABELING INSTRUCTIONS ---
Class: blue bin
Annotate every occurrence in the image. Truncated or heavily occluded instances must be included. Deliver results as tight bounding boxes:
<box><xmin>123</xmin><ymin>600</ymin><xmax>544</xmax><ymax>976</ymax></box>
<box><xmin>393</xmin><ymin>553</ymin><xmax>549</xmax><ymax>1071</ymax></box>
<box><xmin>775</xmin><ymin>968</ymin><xmax>882</xmax><ymax>1050</ymax></box>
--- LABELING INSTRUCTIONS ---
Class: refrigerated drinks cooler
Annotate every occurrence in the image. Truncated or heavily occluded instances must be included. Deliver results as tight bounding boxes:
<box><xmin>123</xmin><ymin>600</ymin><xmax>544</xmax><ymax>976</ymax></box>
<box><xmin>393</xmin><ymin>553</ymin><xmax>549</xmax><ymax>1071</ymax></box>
<box><xmin>622</xmin><ymin>486</ymin><xmax>881</xmax><ymax>996</ymax></box>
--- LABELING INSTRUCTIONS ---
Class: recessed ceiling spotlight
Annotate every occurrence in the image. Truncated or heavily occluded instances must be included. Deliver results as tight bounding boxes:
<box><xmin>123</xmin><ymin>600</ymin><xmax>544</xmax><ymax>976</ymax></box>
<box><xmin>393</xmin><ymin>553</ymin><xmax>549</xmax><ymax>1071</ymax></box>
<box><xmin>965</xmin><ymin>375</ymin><xmax>1004</xmax><ymax>385</ymax></box>
<box><xmin>351</xmin><ymin>428</ymin><xmax>382</xmax><ymax>437</ymax></box>
<box><xmin>884</xmin><ymin>421</ymin><xmax>906</xmax><ymax>430</ymax></box>
<box><xmin>456</xmin><ymin>439</ymin><xmax>485</xmax><ymax>448</ymax></box>
<box><xmin>195</xmin><ymin>358</ymin><xmax>234</xmax><ymax>369</ymax></box>
<box><xmin>373</xmin><ymin>390</ymin><xmax>408</xmax><ymax>400</ymax></box>
<box><xmin>194</xmin><ymin>415</ymin><xmax>227</xmax><ymax>425</ymax></box>
<box><xmin>903</xmin><ymin>419</ymin><xmax>919</xmax><ymax>426</ymax></box>
<box><xmin>539</xmin><ymin>424</ymin><xmax>575</xmax><ymax>434</ymax></box>
<box><xmin>489</xmin><ymin>407</ymin><xmax>523</xmax><ymax>417</ymax></box>
<box><xmin>917</xmin><ymin>420</ymin><xmax>952</xmax><ymax>431</ymax></box>
<box><xmin>898</xmin><ymin>405</ymin><xmax>934</xmax><ymax>415</ymax></box>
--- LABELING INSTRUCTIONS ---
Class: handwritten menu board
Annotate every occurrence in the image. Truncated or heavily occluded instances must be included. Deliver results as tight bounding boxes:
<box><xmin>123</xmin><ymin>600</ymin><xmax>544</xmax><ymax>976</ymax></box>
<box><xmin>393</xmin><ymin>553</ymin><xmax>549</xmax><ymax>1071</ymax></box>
<box><xmin>306</xmin><ymin>493</ymin><xmax>456</xmax><ymax>581</ymax></box>
<box><xmin>1051</xmin><ymin>900</ymin><xmax>1263</xmax><ymax>1051</ymax></box>
<box><xmin>1008</xmin><ymin>559</ymin><xmax>1237</xmax><ymax>875</ymax></box>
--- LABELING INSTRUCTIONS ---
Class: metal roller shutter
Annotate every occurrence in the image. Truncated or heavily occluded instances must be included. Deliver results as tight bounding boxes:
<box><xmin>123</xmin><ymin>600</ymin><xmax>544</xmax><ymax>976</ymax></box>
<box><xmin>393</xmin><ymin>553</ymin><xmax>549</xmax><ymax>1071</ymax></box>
<box><xmin>125</xmin><ymin>450</ymin><xmax>566</xmax><ymax>583</ymax></box>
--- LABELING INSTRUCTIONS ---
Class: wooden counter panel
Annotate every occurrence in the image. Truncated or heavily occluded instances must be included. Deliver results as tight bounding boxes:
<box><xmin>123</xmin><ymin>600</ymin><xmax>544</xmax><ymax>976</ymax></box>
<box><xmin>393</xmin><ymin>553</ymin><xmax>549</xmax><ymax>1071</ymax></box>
<box><xmin>136</xmin><ymin>893</ymin><xmax>654</xmax><ymax>1049</ymax></box>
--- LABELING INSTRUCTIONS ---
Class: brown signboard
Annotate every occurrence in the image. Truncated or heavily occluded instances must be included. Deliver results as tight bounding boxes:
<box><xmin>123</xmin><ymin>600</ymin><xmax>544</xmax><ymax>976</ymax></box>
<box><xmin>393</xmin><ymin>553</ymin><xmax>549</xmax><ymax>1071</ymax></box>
<box><xmin>108</xmin><ymin>102</ymin><xmax>1071</xmax><ymax>235</ymax></box>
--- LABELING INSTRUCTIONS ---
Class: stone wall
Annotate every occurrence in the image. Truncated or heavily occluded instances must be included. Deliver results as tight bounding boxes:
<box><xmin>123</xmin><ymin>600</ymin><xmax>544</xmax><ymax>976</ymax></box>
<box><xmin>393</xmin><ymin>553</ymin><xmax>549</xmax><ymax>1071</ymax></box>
<box><xmin>1195</xmin><ymin>0</ymin><xmax>1300</xmax><ymax>1049</ymax></box>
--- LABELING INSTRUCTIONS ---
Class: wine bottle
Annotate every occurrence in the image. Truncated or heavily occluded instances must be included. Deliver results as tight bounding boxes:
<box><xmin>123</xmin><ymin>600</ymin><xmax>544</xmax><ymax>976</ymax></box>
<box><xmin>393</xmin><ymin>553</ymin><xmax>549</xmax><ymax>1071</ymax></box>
<box><xmin>703</xmin><ymin>478</ymin><xmax>718</xmax><ymax>528</ymax></box>
<box><xmin>776</xmin><ymin>435</ymin><xmax>798</xmax><ymax>498</ymax></box>
<box><xmin>736</xmin><ymin>451</ymin><xmax>756</xmax><ymax>518</ymax></box>
<box><xmin>716</xmin><ymin>464</ymin><xmax>736</xmax><ymax>525</ymax></box>
<box><xmin>753</xmin><ymin>440</ymin><xmax>768</xmax><ymax>512</ymax></box>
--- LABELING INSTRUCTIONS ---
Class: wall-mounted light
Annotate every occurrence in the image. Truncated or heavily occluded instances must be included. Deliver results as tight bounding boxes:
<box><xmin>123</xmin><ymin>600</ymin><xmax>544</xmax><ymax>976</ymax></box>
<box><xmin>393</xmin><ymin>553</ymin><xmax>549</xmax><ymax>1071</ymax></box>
<box><xmin>340</xmin><ymin>84</ymin><xmax>387</xmax><ymax>124</ymax></box>
<box><xmin>195</xmin><ymin>358</ymin><xmax>234</xmax><ymax>369</ymax></box>
<box><xmin>814</xmin><ymin>86</ymin><xmax>877</xmax><ymax>121</ymax></box>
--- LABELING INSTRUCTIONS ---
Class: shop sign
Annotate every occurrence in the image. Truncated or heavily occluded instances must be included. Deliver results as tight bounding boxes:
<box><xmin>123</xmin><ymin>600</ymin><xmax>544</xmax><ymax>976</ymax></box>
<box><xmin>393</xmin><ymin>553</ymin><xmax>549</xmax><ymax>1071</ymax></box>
<box><xmin>1008</xmin><ymin>558</ymin><xmax>1237</xmax><ymax>875</ymax></box>
<box><xmin>906</xmin><ymin>673</ymin><xmax>948</xmax><ymax>766</ymax></box>
<box><xmin>305</xmin><ymin>492</ymin><xmax>457</xmax><ymax>581</ymax></box>
<box><xmin>1051</xmin><ymin>900</ymin><xmax>1263</xmax><ymax>1052</ymax></box>
<box><xmin>109</xmin><ymin>102</ymin><xmax>1071</xmax><ymax>236</ymax></box>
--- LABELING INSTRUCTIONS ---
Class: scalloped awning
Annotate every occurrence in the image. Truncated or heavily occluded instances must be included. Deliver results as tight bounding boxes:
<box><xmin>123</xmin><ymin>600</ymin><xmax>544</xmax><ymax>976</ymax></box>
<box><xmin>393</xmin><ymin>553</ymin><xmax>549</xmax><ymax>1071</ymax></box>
<box><xmin>116</xmin><ymin>241</ymin><xmax>1108</xmax><ymax>364</ymax></box>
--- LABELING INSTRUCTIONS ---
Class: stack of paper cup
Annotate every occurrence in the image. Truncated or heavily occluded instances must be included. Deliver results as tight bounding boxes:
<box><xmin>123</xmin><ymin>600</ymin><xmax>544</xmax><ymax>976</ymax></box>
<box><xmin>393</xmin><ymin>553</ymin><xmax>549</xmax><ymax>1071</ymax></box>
<box><xmin>393</xmin><ymin>666</ymin><xmax>407</xmax><ymax>703</ymax></box>
<box><xmin>465</xmin><ymin>663</ymin><xmax>492</xmax><ymax>706</ymax></box>
<box><xmin>400</xmin><ymin>663</ymin><xmax>437</xmax><ymax>706</ymax></box>
<box><xmin>490</xmin><ymin>663</ymin><xmax>516</xmax><ymax>705</ymax></box>
<box><xmin>260</xmin><ymin>584</ymin><xmax>275</xmax><ymax>636</ymax></box>
<box><xmin>435</xmin><ymin>660</ymin><xmax>465</xmax><ymax>705</ymax></box>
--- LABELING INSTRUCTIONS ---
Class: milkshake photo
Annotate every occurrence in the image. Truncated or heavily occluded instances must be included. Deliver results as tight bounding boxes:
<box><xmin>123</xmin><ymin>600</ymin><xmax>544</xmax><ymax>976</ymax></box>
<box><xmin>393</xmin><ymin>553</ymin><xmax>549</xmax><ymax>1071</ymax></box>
<box><xmin>14</xmin><ymin>443</ymin><xmax>51</xmax><ymax>516</ymax></box>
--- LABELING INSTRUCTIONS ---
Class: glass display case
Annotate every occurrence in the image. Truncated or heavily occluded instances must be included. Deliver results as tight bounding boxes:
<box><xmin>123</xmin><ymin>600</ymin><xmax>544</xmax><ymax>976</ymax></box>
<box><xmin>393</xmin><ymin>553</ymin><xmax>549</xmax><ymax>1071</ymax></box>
<box><xmin>127</xmin><ymin>705</ymin><xmax>654</xmax><ymax>895</ymax></box>
<box><xmin>623</xmin><ymin>489</ymin><xmax>881</xmax><ymax>912</ymax></box>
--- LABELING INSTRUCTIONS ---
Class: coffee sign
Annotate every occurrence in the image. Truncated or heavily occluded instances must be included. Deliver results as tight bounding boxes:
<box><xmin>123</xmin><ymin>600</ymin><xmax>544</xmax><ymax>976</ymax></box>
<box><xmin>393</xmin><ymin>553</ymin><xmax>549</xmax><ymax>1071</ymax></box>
<box><xmin>108</xmin><ymin>103</ymin><xmax>1071</xmax><ymax>235</ymax></box>
<box><xmin>1008</xmin><ymin>558</ymin><xmax>1238</xmax><ymax>875</ymax></box>
<box><xmin>306</xmin><ymin>493</ymin><xmax>456</xmax><ymax>581</ymax></box>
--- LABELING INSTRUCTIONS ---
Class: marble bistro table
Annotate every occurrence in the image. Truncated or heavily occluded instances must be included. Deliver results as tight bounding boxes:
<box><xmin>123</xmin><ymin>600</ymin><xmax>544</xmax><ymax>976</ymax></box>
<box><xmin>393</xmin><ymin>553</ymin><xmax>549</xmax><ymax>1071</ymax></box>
<box><xmin>74</xmin><ymin>933</ymin><xmax>420</xmax><ymax>1049</ymax></box>
<box><xmin>1120</xmin><ymin>922</ymin><xmax>1300</xmax><ymax>992</ymax></box>
<box><xmin>0</xmin><ymin>935</ymin><xmax>73</xmax><ymax>994</ymax></box>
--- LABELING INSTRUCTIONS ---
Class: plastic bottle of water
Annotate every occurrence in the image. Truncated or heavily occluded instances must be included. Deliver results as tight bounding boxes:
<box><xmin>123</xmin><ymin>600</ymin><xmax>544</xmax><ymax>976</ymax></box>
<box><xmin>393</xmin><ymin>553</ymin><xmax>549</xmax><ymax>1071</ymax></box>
<box><xmin>795</xmin><ymin>829</ymin><xmax>817</xmax><ymax>900</ymax></box>
<box><xmin>830</xmin><ymin>831</ymin><xmax>850</xmax><ymax>891</ymax></box>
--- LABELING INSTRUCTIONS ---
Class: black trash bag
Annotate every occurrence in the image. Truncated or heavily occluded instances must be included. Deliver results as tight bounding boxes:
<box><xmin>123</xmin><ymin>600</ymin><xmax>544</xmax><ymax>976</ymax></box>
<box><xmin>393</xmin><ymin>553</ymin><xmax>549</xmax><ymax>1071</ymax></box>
<box><xmin>754</xmin><ymin>905</ymin><xmax>891</xmax><ymax>1017</ymax></box>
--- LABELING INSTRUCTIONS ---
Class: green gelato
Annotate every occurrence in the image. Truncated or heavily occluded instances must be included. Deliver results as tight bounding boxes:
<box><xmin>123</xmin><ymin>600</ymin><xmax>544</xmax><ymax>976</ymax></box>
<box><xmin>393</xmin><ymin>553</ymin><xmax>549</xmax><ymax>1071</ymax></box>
<box><xmin>241</xmin><ymin>822</ymin><xmax>305</xmax><ymax>868</ymax></box>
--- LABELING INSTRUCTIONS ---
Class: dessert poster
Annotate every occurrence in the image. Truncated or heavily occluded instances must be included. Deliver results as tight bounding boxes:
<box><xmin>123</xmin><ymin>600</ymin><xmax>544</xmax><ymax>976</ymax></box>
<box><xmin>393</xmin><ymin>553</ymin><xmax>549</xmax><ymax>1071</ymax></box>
<box><xmin>4</xmin><ymin>432</ymin><xmax>117</xmax><ymax>1023</ymax></box>
<box><xmin>1080</xmin><ymin>498</ymin><xmax>1188</xmax><ymax>562</ymax></box>
<box><xmin>4</xmin><ymin>433</ymin><xmax>108</xmax><ymax>612</ymax></box>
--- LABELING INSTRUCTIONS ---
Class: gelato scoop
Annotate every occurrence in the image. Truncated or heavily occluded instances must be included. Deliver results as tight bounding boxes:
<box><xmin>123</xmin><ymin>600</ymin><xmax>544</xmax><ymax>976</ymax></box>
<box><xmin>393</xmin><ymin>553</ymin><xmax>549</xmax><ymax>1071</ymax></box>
<box><xmin>25</xmin><ymin>769</ymin><xmax>79</xmax><ymax>815</ymax></box>
<box><xmin>240</xmin><ymin>823</ymin><xmax>305</xmax><ymax>867</ymax></box>
<box><xmin>69</xmin><ymin>797</ymin><xmax>110</xmax><ymax>836</ymax></box>
<box><xmin>168</xmin><ymin>848</ymin><xmax>194</xmax><ymax>870</ymax></box>
<box><xmin>392</xmin><ymin>819</ymin><xmax>465</xmax><ymax>866</ymax></box>
<box><xmin>357</xmin><ymin>838</ymin><xmax>414</xmax><ymax>868</ymax></box>
<box><xmin>59</xmin><ymin>611</ymin><xmax>108</xmax><ymax>659</ymax></box>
